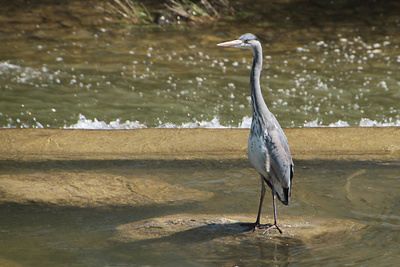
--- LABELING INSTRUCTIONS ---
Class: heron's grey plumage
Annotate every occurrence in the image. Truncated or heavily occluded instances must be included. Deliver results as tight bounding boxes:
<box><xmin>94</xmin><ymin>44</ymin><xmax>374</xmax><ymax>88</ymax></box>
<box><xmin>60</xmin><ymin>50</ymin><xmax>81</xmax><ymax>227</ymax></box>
<box><xmin>218</xmin><ymin>33</ymin><xmax>294</xmax><ymax>233</ymax></box>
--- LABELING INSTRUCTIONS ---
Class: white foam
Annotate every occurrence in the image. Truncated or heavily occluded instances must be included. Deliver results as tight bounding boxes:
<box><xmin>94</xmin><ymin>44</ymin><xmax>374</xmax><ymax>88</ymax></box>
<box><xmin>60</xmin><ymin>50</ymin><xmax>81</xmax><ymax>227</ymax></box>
<box><xmin>0</xmin><ymin>61</ymin><xmax>21</xmax><ymax>71</ymax></box>
<box><xmin>359</xmin><ymin>118</ymin><xmax>400</xmax><ymax>127</ymax></box>
<box><xmin>3</xmin><ymin>114</ymin><xmax>399</xmax><ymax>129</ymax></box>
<box><xmin>304</xmin><ymin>118</ymin><xmax>400</xmax><ymax>128</ymax></box>
<box><xmin>62</xmin><ymin>114</ymin><xmax>254</xmax><ymax>130</ymax></box>
<box><xmin>157</xmin><ymin>116</ymin><xmax>253</xmax><ymax>129</ymax></box>
<box><xmin>328</xmin><ymin>120</ymin><xmax>350</xmax><ymax>127</ymax></box>
<box><xmin>156</xmin><ymin>117</ymin><xmax>227</xmax><ymax>129</ymax></box>
<box><xmin>65</xmin><ymin>115</ymin><xmax>400</xmax><ymax>130</ymax></box>
<box><xmin>238</xmin><ymin>116</ymin><xmax>252</xmax><ymax>128</ymax></box>
<box><xmin>303</xmin><ymin>119</ymin><xmax>322</xmax><ymax>127</ymax></box>
<box><xmin>64</xmin><ymin>114</ymin><xmax>147</xmax><ymax>129</ymax></box>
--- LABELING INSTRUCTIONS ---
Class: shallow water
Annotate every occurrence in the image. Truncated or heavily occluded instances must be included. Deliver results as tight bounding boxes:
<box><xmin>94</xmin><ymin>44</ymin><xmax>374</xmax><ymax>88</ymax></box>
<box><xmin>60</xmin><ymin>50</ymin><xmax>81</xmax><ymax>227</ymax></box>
<box><xmin>1</xmin><ymin>1</ymin><xmax>400</xmax><ymax>129</ymax></box>
<box><xmin>0</xmin><ymin>159</ymin><xmax>399</xmax><ymax>266</ymax></box>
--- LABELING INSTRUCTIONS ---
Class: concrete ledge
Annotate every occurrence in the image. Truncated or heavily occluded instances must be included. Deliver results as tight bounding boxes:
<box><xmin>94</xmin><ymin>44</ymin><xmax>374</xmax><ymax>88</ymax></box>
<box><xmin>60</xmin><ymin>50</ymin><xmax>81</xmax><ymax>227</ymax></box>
<box><xmin>0</xmin><ymin>128</ymin><xmax>399</xmax><ymax>161</ymax></box>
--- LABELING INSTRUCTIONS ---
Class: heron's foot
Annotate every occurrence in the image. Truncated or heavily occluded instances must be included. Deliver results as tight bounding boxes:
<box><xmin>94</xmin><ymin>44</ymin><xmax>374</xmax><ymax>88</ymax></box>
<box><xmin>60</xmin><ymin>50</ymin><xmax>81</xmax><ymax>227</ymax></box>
<box><xmin>244</xmin><ymin>222</ymin><xmax>282</xmax><ymax>234</ymax></box>
<box><xmin>245</xmin><ymin>222</ymin><xmax>282</xmax><ymax>234</ymax></box>
<box><xmin>241</xmin><ymin>221</ymin><xmax>283</xmax><ymax>234</ymax></box>
<box><xmin>261</xmin><ymin>223</ymin><xmax>283</xmax><ymax>234</ymax></box>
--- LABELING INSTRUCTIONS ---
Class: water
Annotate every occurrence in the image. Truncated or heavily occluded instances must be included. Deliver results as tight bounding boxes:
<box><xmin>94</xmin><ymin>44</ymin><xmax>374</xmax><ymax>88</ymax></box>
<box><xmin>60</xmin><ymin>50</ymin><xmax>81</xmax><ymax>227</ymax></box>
<box><xmin>1</xmin><ymin>1</ymin><xmax>400</xmax><ymax>129</ymax></box>
<box><xmin>0</xmin><ymin>159</ymin><xmax>399</xmax><ymax>266</ymax></box>
<box><xmin>1</xmin><ymin>1</ymin><xmax>400</xmax><ymax>266</ymax></box>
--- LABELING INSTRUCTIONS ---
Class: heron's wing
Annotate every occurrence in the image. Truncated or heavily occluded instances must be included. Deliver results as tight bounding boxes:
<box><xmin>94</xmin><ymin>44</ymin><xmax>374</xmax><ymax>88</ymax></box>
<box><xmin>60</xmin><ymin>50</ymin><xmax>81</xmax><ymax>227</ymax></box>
<box><xmin>263</xmin><ymin>123</ymin><xmax>293</xmax><ymax>206</ymax></box>
<box><xmin>263</xmin><ymin>120</ymin><xmax>293</xmax><ymax>189</ymax></box>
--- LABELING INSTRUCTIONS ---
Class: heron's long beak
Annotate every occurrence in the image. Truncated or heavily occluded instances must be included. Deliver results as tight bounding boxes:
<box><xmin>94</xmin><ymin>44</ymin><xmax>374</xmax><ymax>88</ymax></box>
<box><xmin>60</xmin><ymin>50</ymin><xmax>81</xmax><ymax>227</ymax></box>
<box><xmin>217</xmin><ymin>39</ymin><xmax>242</xmax><ymax>47</ymax></box>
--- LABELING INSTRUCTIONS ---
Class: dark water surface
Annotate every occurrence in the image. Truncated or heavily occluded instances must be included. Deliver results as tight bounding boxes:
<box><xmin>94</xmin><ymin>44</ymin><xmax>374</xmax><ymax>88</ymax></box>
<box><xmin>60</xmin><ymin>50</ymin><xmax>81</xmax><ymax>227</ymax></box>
<box><xmin>1</xmin><ymin>0</ymin><xmax>399</xmax><ymax>128</ymax></box>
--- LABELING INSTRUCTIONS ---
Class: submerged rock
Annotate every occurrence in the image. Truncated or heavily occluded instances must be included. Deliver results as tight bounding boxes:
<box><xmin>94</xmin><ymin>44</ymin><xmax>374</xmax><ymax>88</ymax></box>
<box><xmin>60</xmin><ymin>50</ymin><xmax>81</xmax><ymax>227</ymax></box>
<box><xmin>111</xmin><ymin>213</ymin><xmax>365</xmax><ymax>247</ymax></box>
<box><xmin>0</xmin><ymin>172</ymin><xmax>213</xmax><ymax>207</ymax></box>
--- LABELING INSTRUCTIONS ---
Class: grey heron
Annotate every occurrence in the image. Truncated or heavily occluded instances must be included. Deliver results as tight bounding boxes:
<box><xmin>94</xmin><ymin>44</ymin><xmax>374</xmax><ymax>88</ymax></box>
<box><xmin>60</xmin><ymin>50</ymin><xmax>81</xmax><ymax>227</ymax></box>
<box><xmin>217</xmin><ymin>33</ymin><xmax>294</xmax><ymax>234</ymax></box>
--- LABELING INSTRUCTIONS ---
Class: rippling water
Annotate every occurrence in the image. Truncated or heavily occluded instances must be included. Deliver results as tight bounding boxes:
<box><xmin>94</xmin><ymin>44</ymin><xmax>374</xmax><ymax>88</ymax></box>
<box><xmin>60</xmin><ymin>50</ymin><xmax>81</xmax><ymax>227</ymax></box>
<box><xmin>1</xmin><ymin>1</ymin><xmax>399</xmax><ymax>129</ymax></box>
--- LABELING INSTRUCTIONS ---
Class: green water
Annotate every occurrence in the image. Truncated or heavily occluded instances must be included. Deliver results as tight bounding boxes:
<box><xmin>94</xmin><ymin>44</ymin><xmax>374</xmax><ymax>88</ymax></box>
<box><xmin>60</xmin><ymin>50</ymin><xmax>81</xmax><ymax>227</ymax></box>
<box><xmin>1</xmin><ymin>1</ymin><xmax>399</xmax><ymax>128</ymax></box>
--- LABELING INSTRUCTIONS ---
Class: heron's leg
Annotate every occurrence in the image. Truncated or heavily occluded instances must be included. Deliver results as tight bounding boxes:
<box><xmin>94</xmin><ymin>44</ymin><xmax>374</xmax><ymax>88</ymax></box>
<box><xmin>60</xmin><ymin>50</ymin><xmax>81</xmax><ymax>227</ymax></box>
<box><xmin>262</xmin><ymin>187</ymin><xmax>283</xmax><ymax>234</ymax></box>
<box><xmin>252</xmin><ymin>176</ymin><xmax>266</xmax><ymax>229</ymax></box>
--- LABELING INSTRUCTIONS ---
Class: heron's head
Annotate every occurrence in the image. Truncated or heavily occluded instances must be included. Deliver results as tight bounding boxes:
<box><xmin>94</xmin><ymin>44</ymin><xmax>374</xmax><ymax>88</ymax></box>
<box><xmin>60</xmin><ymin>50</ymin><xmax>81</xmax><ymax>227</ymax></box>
<box><xmin>217</xmin><ymin>33</ymin><xmax>260</xmax><ymax>50</ymax></box>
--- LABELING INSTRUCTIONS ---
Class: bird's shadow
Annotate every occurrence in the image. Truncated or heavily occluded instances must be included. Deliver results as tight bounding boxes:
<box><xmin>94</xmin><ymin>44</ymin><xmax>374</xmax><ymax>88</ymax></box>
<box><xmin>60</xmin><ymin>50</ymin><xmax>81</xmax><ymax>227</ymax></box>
<box><xmin>115</xmin><ymin>221</ymin><xmax>295</xmax><ymax>249</ymax></box>
<box><xmin>166</xmin><ymin>222</ymin><xmax>255</xmax><ymax>243</ymax></box>
<box><xmin>108</xmin><ymin>220</ymin><xmax>308</xmax><ymax>266</ymax></box>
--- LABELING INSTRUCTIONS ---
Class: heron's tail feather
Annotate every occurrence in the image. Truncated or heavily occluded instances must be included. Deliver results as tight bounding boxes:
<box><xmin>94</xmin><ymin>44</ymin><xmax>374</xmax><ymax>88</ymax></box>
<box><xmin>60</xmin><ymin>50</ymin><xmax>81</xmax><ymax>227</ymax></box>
<box><xmin>264</xmin><ymin>177</ymin><xmax>290</xmax><ymax>206</ymax></box>
<box><xmin>278</xmin><ymin>187</ymin><xmax>290</xmax><ymax>206</ymax></box>
<box><xmin>276</xmin><ymin>163</ymin><xmax>293</xmax><ymax>206</ymax></box>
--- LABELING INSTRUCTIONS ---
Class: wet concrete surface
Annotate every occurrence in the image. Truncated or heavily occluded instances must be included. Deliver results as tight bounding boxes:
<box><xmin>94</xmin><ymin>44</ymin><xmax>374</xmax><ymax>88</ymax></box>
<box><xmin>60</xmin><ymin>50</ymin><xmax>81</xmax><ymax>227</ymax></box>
<box><xmin>1</xmin><ymin>128</ymin><xmax>399</xmax><ymax>161</ymax></box>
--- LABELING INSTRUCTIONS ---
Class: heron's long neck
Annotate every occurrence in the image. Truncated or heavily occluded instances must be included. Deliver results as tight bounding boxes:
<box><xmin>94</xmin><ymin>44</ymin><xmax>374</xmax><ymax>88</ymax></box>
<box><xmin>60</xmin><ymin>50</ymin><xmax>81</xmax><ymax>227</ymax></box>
<box><xmin>250</xmin><ymin>43</ymin><xmax>269</xmax><ymax>120</ymax></box>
